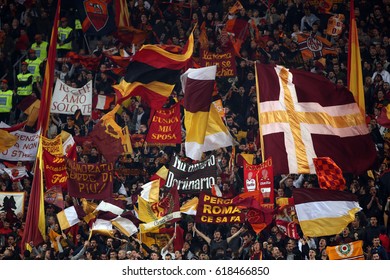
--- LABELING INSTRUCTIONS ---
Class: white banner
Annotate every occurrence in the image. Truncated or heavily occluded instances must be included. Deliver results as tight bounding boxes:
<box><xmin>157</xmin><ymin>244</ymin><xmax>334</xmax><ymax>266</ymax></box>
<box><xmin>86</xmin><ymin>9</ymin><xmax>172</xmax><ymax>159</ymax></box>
<box><xmin>51</xmin><ymin>80</ymin><xmax>92</xmax><ymax>115</ymax></box>
<box><xmin>0</xmin><ymin>130</ymin><xmax>39</xmax><ymax>161</ymax></box>
<box><xmin>0</xmin><ymin>192</ymin><xmax>25</xmax><ymax>216</ymax></box>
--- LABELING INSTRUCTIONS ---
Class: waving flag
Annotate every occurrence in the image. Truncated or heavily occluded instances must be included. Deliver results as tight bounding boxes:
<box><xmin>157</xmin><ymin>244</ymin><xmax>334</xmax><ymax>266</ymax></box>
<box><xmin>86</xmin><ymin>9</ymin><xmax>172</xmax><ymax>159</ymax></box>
<box><xmin>347</xmin><ymin>0</ymin><xmax>365</xmax><ymax>115</ymax></box>
<box><xmin>22</xmin><ymin>0</ymin><xmax>61</xmax><ymax>251</ymax></box>
<box><xmin>313</xmin><ymin>157</ymin><xmax>346</xmax><ymax>191</ymax></box>
<box><xmin>113</xmin><ymin>30</ymin><xmax>194</xmax><ymax>109</ymax></box>
<box><xmin>256</xmin><ymin>63</ymin><xmax>376</xmax><ymax>175</ymax></box>
<box><xmin>293</xmin><ymin>188</ymin><xmax>361</xmax><ymax>237</ymax></box>
<box><xmin>296</xmin><ymin>33</ymin><xmax>337</xmax><ymax>61</ymax></box>
<box><xmin>182</xmin><ymin>66</ymin><xmax>233</xmax><ymax>160</ymax></box>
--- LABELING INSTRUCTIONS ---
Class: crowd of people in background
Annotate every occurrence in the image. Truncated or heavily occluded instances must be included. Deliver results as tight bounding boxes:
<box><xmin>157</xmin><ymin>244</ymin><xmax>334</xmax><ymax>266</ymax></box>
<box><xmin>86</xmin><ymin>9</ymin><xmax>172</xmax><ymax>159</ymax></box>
<box><xmin>1</xmin><ymin>0</ymin><xmax>390</xmax><ymax>260</ymax></box>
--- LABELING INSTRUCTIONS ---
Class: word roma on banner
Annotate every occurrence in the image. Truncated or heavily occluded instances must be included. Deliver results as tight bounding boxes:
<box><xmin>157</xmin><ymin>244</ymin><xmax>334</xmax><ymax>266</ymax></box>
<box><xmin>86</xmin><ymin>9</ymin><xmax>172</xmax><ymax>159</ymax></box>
<box><xmin>51</xmin><ymin>80</ymin><xmax>92</xmax><ymax>115</ymax></box>
<box><xmin>66</xmin><ymin>159</ymin><xmax>114</xmax><ymax>199</ymax></box>
<box><xmin>0</xmin><ymin>130</ymin><xmax>39</xmax><ymax>161</ymax></box>
<box><xmin>165</xmin><ymin>155</ymin><xmax>217</xmax><ymax>193</ymax></box>
<box><xmin>195</xmin><ymin>193</ymin><xmax>244</xmax><ymax>224</ymax></box>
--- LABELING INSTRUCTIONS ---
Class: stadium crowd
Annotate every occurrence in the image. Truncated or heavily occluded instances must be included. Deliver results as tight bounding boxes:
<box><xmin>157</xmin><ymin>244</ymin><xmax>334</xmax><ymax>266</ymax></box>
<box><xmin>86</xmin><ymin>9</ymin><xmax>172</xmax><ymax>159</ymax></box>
<box><xmin>1</xmin><ymin>0</ymin><xmax>390</xmax><ymax>260</ymax></box>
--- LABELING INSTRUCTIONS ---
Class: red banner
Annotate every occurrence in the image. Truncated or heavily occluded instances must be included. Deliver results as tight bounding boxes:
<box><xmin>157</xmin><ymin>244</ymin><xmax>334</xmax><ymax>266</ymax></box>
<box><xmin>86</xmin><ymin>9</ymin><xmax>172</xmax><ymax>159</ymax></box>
<box><xmin>42</xmin><ymin>150</ymin><xmax>68</xmax><ymax>189</ymax></box>
<box><xmin>146</xmin><ymin>102</ymin><xmax>181</xmax><ymax>145</ymax></box>
<box><xmin>195</xmin><ymin>193</ymin><xmax>244</xmax><ymax>224</ymax></box>
<box><xmin>243</xmin><ymin>158</ymin><xmax>274</xmax><ymax>209</ymax></box>
<box><xmin>200</xmin><ymin>50</ymin><xmax>237</xmax><ymax>77</ymax></box>
<box><xmin>67</xmin><ymin>159</ymin><xmax>114</xmax><ymax>199</ymax></box>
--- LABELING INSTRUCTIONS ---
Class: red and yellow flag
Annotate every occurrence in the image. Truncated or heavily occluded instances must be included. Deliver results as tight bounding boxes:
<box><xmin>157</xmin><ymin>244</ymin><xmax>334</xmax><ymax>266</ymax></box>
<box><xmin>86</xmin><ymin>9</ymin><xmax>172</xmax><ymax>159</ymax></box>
<box><xmin>22</xmin><ymin>0</ymin><xmax>61</xmax><ymax>251</ymax></box>
<box><xmin>348</xmin><ymin>0</ymin><xmax>365</xmax><ymax>115</ymax></box>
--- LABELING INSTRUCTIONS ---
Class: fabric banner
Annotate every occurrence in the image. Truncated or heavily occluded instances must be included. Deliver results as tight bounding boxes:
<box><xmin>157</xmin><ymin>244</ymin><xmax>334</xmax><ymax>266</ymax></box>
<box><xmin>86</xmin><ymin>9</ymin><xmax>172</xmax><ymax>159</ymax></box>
<box><xmin>67</xmin><ymin>159</ymin><xmax>114</xmax><ymax>199</ymax></box>
<box><xmin>0</xmin><ymin>192</ymin><xmax>25</xmax><ymax>216</ymax></box>
<box><xmin>44</xmin><ymin>185</ymin><xmax>64</xmax><ymax>209</ymax></box>
<box><xmin>51</xmin><ymin>80</ymin><xmax>92</xmax><ymax>115</ymax></box>
<box><xmin>200</xmin><ymin>50</ymin><xmax>237</xmax><ymax>77</ymax></box>
<box><xmin>42</xmin><ymin>135</ymin><xmax>63</xmax><ymax>156</ymax></box>
<box><xmin>165</xmin><ymin>155</ymin><xmax>217</xmax><ymax>193</ymax></box>
<box><xmin>146</xmin><ymin>102</ymin><xmax>181</xmax><ymax>145</ymax></box>
<box><xmin>195</xmin><ymin>193</ymin><xmax>244</xmax><ymax>224</ymax></box>
<box><xmin>42</xmin><ymin>150</ymin><xmax>67</xmax><ymax>189</ymax></box>
<box><xmin>243</xmin><ymin>158</ymin><xmax>274</xmax><ymax>208</ymax></box>
<box><xmin>0</xmin><ymin>130</ymin><xmax>39</xmax><ymax>161</ymax></box>
<box><xmin>255</xmin><ymin>63</ymin><xmax>376</xmax><ymax>175</ymax></box>
<box><xmin>326</xmin><ymin>240</ymin><xmax>364</xmax><ymax>260</ymax></box>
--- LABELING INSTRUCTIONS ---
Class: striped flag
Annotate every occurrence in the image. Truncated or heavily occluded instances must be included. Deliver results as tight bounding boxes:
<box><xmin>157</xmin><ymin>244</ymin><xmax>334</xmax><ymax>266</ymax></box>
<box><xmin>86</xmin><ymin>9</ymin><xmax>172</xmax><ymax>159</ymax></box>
<box><xmin>347</xmin><ymin>0</ymin><xmax>365</xmax><ymax>115</ymax></box>
<box><xmin>293</xmin><ymin>188</ymin><xmax>361</xmax><ymax>237</ymax></box>
<box><xmin>57</xmin><ymin>205</ymin><xmax>85</xmax><ymax>231</ymax></box>
<box><xmin>22</xmin><ymin>0</ymin><xmax>61</xmax><ymax>250</ymax></box>
<box><xmin>256</xmin><ymin>63</ymin><xmax>376</xmax><ymax>175</ymax></box>
<box><xmin>182</xmin><ymin>65</ymin><xmax>233</xmax><ymax>160</ymax></box>
<box><xmin>113</xmin><ymin>30</ymin><xmax>194</xmax><ymax>109</ymax></box>
<box><xmin>94</xmin><ymin>94</ymin><xmax>115</xmax><ymax>110</ymax></box>
<box><xmin>326</xmin><ymin>240</ymin><xmax>364</xmax><ymax>260</ymax></box>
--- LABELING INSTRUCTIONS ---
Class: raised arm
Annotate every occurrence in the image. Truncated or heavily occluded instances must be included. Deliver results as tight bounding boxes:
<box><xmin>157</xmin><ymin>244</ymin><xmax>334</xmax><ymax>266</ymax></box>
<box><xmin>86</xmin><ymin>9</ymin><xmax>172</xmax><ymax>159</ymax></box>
<box><xmin>192</xmin><ymin>224</ymin><xmax>211</xmax><ymax>245</ymax></box>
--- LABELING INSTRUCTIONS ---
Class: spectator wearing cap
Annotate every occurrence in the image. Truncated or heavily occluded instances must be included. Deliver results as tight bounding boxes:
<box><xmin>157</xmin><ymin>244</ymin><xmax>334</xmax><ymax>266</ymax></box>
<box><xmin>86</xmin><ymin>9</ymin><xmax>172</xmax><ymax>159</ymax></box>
<box><xmin>57</xmin><ymin>17</ymin><xmax>74</xmax><ymax>58</ymax></box>
<box><xmin>25</xmin><ymin>49</ymin><xmax>43</xmax><ymax>82</ymax></box>
<box><xmin>30</xmin><ymin>34</ymin><xmax>48</xmax><ymax>61</ymax></box>
<box><xmin>0</xmin><ymin>79</ymin><xmax>13</xmax><ymax>123</ymax></box>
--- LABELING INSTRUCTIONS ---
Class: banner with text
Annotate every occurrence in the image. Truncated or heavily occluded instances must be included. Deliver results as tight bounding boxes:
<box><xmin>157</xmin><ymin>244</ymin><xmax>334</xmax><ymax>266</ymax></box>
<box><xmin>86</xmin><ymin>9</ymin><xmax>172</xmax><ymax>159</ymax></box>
<box><xmin>195</xmin><ymin>193</ymin><xmax>244</xmax><ymax>224</ymax></box>
<box><xmin>244</xmin><ymin>158</ymin><xmax>274</xmax><ymax>209</ymax></box>
<box><xmin>0</xmin><ymin>130</ymin><xmax>39</xmax><ymax>161</ymax></box>
<box><xmin>42</xmin><ymin>135</ymin><xmax>63</xmax><ymax>156</ymax></box>
<box><xmin>200</xmin><ymin>50</ymin><xmax>237</xmax><ymax>77</ymax></box>
<box><xmin>166</xmin><ymin>155</ymin><xmax>217</xmax><ymax>194</ymax></box>
<box><xmin>42</xmin><ymin>150</ymin><xmax>68</xmax><ymax>189</ymax></box>
<box><xmin>67</xmin><ymin>159</ymin><xmax>114</xmax><ymax>199</ymax></box>
<box><xmin>51</xmin><ymin>80</ymin><xmax>92</xmax><ymax>115</ymax></box>
<box><xmin>146</xmin><ymin>102</ymin><xmax>181</xmax><ymax>145</ymax></box>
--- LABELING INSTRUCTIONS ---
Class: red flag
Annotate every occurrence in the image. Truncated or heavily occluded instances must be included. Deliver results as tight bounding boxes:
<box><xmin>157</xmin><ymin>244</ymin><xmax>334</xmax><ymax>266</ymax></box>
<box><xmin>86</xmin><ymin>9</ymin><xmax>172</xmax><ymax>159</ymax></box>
<box><xmin>275</xmin><ymin>220</ymin><xmax>300</xmax><ymax>240</ymax></box>
<box><xmin>313</xmin><ymin>157</ymin><xmax>346</xmax><ymax>191</ymax></box>
<box><xmin>65</xmin><ymin>52</ymin><xmax>102</xmax><ymax>70</ymax></box>
<box><xmin>22</xmin><ymin>0</ymin><xmax>61</xmax><ymax>251</ymax></box>
<box><xmin>256</xmin><ymin>63</ymin><xmax>376</xmax><ymax>175</ymax></box>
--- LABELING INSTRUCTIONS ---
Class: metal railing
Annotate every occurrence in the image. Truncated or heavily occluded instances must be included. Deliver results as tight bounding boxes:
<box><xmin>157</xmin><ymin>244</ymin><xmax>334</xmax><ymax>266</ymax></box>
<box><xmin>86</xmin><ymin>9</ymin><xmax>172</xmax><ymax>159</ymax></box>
<box><xmin>12</xmin><ymin>52</ymin><xmax>27</xmax><ymax>86</ymax></box>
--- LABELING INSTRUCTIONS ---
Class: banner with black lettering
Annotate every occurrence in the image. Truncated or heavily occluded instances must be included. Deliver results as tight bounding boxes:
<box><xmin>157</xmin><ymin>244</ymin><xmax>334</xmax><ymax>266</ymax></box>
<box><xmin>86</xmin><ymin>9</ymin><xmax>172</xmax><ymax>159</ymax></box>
<box><xmin>146</xmin><ymin>102</ymin><xmax>181</xmax><ymax>145</ymax></box>
<box><xmin>51</xmin><ymin>80</ymin><xmax>92</xmax><ymax>115</ymax></box>
<box><xmin>195</xmin><ymin>193</ymin><xmax>244</xmax><ymax>224</ymax></box>
<box><xmin>244</xmin><ymin>157</ymin><xmax>274</xmax><ymax>209</ymax></box>
<box><xmin>0</xmin><ymin>130</ymin><xmax>39</xmax><ymax>161</ymax></box>
<box><xmin>165</xmin><ymin>155</ymin><xmax>217</xmax><ymax>194</ymax></box>
<box><xmin>67</xmin><ymin>159</ymin><xmax>113</xmax><ymax>199</ymax></box>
